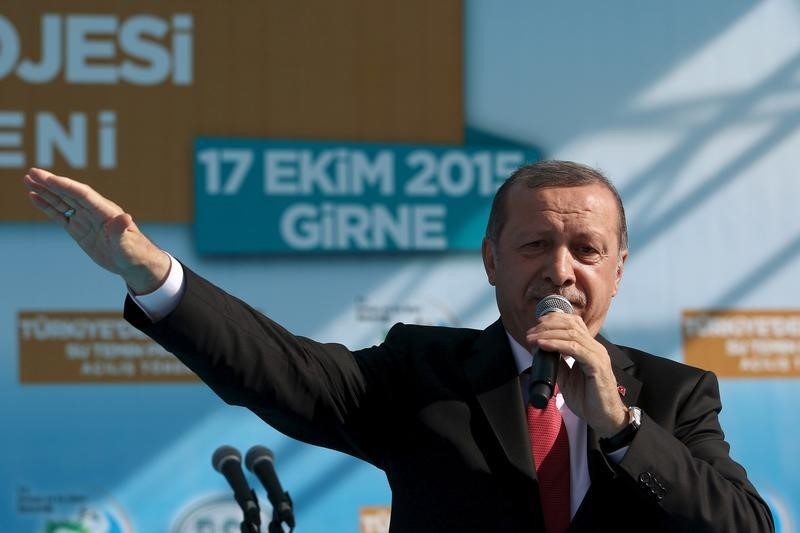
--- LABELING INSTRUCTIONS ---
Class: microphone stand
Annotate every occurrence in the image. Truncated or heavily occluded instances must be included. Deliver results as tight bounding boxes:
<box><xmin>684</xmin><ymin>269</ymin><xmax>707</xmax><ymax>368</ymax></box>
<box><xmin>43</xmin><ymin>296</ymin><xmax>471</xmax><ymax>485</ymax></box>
<box><xmin>267</xmin><ymin>491</ymin><xmax>294</xmax><ymax>533</ymax></box>
<box><xmin>236</xmin><ymin>488</ymin><xmax>262</xmax><ymax>533</ymax></box>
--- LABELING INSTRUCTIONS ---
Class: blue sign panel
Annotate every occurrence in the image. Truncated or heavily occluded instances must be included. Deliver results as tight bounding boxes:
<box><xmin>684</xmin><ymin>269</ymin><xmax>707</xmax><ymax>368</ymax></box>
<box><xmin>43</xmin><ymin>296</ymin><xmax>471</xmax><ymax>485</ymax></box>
<box><xmin>194</xmin><ymin>138</ymin><xmax>541</xmax><ymax>253</ymax></box>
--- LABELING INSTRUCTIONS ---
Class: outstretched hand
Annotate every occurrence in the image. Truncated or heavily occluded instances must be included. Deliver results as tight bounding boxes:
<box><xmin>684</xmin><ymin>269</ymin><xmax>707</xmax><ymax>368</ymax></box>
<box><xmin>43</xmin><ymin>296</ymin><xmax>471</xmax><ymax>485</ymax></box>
<box><xmin>23</xmin><ymin>168</ymin><xmax>170</xmax><ymax>294</ymax></box>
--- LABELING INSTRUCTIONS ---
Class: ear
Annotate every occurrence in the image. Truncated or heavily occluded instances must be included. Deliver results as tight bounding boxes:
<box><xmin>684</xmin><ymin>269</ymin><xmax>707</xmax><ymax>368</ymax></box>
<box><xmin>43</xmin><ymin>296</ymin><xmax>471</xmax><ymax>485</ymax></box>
<box><xmin>612</xmin><ymin>248</ymin><xmax>628</xmax><ymax>296</ymax></box>
<box><xmin>481</xmin><ymin>237</ymin><xmax>497</xmax><ymax>286</ymax></box>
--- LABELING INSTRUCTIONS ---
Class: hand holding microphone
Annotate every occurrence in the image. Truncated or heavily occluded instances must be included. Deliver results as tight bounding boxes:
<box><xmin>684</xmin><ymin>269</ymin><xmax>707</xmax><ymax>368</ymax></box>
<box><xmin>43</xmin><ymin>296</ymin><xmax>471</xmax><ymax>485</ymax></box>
<box><xmin>527</xmin><ymin>295</ymin><xmax>629</xmax><ymax>436</ymax></box>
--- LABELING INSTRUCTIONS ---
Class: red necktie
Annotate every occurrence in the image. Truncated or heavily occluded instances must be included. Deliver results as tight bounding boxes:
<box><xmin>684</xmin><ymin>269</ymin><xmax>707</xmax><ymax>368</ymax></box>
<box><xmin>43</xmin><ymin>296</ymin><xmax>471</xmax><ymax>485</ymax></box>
<box><xmin>526</xmin><ymin>386</ymin><xmax>571</xmax><ymax>533</ymax></box>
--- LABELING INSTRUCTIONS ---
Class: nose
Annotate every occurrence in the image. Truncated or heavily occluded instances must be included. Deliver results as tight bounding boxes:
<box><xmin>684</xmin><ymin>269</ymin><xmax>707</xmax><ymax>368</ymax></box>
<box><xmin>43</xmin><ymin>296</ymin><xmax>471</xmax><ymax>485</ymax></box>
<box><xmin>543</xmin><ymin>246</ymin><xmax>576</xmax><ymax>287</ymax></box>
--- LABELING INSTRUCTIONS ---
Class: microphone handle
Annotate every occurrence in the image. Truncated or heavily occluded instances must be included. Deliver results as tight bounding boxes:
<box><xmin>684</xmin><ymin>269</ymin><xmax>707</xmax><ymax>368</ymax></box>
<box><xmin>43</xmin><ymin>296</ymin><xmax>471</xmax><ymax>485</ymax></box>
<box><xmin>529</xmin><ymin>349</ymin><xmax>559</xmax><ymax>409</ymax></box>
<box><xmin>257</xmin><ymin>461</ymin><xmax>285</xmax><ymax>507</ymax></box>
<box><xmin>220</xmin><ymin>461</ymin><xmax>260</xmax><ymax>523</ymax></box>
<box><xmin>252</xmin><ymin>461</ymin><xmax>295</xmax><ymax>529</ymax></box>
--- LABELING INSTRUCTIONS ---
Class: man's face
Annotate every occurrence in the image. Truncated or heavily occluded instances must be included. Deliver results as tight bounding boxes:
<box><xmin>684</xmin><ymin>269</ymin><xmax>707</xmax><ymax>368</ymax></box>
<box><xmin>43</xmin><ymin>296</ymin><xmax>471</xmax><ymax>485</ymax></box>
<box><xmin>482</xmin><ymin>183</ymin><xmax>628</xmax><ymax>347</ymax></box>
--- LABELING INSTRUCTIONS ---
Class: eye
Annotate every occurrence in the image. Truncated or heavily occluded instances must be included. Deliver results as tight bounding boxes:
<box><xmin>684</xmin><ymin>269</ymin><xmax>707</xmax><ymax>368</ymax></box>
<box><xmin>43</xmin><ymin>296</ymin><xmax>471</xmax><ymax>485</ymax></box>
<box><xmin>575</xmin><ymin>244</ymin><xmax>603</xmax><ymax>261</ymax></box>
<box><xmin>523</xmin><ymin>240</ymin><xmax>547</xmax><ymax>250</ymax></box>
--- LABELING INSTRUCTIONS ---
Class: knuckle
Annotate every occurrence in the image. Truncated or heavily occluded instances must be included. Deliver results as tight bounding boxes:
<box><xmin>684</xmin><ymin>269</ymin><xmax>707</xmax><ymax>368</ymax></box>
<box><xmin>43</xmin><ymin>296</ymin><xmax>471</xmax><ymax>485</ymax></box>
<box><xmin>569</xmin><ymin>341</ymin><xmax>580</xmax><ymax>353</ymax></box>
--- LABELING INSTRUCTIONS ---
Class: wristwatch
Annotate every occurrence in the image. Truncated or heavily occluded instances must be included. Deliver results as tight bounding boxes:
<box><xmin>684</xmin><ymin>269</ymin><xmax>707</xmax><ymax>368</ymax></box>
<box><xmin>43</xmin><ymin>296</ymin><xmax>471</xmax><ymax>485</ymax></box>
<box><xmin>599</xmin><ymin>405</ymin><xmax>642</xmax><ymax>453</ymax></box>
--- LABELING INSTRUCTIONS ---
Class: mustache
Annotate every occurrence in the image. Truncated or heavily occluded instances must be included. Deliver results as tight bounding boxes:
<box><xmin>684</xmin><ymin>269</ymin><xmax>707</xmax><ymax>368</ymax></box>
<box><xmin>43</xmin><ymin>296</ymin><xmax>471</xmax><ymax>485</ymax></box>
<box><xmin>527</xmin><ymin>285</ymin><xmax>586</xmax><ymax>309</ymax></box>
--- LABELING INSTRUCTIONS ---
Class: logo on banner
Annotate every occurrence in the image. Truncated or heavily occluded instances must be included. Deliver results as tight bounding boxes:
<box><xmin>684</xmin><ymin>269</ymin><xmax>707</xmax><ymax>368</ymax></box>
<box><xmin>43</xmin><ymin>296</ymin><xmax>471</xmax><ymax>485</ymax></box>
<box><xmin>170</xmin><ymin>494</ymin><xmax>270</xmax><ymax>533</ymax></box>
<box><xmin>16</xmin><ymin>487</ymin><xmax>132</xmax><ymax>533</ymax></box>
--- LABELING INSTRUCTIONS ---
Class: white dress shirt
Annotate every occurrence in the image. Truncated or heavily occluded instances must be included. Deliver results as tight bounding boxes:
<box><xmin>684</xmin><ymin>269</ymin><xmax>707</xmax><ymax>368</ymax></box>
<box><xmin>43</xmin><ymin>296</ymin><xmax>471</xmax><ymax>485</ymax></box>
<box><xmin>508</xmin><ymin>333</ymin><xmax>589</xmax><ymax>517</ymax></box>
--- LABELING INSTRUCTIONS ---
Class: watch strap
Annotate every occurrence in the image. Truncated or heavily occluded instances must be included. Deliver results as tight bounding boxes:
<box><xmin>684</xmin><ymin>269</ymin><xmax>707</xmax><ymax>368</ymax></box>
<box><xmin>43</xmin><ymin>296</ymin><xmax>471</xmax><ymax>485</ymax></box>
<box><xmin>599</xmin><ymin>406</ymin><xmax>641</xmax><ymax>454</ymax></box>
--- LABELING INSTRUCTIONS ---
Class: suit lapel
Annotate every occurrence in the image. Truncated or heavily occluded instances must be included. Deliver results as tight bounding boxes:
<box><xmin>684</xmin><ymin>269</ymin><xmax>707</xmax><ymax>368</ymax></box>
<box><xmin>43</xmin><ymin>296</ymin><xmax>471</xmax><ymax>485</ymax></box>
<box><xmin>462</xmin><ymin>319</ymin><xmax>535</xmax><ymax>480</ymax></box>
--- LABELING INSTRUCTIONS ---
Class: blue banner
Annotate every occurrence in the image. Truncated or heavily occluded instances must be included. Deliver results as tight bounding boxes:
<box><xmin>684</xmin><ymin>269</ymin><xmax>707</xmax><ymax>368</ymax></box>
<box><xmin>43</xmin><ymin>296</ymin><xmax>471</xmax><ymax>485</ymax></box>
<box><xmin>194</xmin><ymin>138</ymin><xmax>541</xmax><ymax>253</ymax></box>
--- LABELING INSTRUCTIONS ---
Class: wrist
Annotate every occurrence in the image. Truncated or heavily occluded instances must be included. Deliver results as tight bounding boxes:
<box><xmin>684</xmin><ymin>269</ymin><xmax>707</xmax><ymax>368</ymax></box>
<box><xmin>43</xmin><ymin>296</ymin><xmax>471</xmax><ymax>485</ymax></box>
<box><xmin>599</xmin><ymin>406</ymin><xmax>642</xmax><ymax>453</ymax></box>
<box><xmin>124</xmin><ymin>250</ymin><xmax>171</xmax><ymax>295</ymax></box>
<box><xmin>596</xmin><ymin>403</ymin><xmax>630</xmax><ymax>439</ymax></box>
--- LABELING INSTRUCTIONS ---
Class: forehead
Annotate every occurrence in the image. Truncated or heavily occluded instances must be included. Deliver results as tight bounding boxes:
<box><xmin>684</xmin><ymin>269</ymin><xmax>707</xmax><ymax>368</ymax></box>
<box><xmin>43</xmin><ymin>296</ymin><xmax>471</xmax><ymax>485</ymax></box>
<box><xmin>503</xmin><ymin>183</ymin><xmax>620</xmax><ymax>237</ymax></box>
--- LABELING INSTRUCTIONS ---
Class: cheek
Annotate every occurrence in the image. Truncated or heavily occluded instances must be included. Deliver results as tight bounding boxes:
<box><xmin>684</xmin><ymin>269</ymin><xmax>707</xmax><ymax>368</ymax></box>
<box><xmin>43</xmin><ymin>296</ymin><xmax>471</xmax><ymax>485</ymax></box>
<box><xmin>579</xmin><ymin>269</ymin><xmax>615</xmax><ymax>296</ymax></box>
<box><xmin>494</xmin><ymin>273</ymin><xmax>528</xmax><ymax>302</ymax></box>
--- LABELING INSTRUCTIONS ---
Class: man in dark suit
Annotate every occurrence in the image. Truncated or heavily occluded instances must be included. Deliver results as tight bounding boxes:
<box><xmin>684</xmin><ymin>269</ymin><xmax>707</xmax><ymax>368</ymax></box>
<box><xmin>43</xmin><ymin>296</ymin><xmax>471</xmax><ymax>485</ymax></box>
<box><xmin>24</xmin><ymin>161</ymin><xmax>773</xmax><ymax>532</ymax></box>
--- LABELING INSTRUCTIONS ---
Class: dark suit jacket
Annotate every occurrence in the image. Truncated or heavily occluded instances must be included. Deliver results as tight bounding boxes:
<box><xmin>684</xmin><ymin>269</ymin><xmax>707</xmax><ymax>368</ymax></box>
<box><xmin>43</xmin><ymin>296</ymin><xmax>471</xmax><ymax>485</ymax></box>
<box><xmin>125</xmin><ymin>267</ymin><xmax>774</xmax><ymax>532</ymax></box>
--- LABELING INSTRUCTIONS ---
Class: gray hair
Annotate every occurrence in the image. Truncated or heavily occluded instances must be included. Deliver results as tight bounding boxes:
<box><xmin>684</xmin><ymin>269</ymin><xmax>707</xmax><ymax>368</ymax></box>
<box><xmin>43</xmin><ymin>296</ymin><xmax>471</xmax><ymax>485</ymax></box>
<box><xmin>485</xmin><ymin>160</ymin><xmax>628</xmax><ymax>251</ymax></box>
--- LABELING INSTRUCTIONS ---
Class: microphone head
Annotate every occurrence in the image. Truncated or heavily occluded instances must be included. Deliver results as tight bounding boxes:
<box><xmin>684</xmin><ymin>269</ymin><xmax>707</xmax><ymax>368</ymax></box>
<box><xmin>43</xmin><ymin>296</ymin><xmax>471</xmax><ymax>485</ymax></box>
<box><xmin>536</xmin><ymin>295</ymin><xmax>574</xmax><ymax>318</ymax></box>
<box><xmin>212</xmin><ymin>445</ymin><xmax>242</xmax><ymax>472</ymax></box>
<box><xmin>245</xmin><ymin>445</ymin><xmax>275</xmax><ymax>472</ymax></box>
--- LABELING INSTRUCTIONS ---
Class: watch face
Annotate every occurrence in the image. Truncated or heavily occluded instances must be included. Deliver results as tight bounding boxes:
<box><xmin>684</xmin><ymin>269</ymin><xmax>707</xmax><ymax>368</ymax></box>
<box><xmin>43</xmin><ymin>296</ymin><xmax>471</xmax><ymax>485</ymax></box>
<box><xmin>630</xmin><ymin>406</ymin><xmax>642</xmax><ymax>428</ymax></box>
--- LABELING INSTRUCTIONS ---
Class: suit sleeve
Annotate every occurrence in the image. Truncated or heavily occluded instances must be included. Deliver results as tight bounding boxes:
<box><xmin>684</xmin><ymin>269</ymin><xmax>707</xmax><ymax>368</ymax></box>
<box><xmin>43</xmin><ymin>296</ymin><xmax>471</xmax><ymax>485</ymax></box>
<box><xmin>124</xmin><ymin>265</ymin><xmax>403</xmax><ymax>467</ymax></box>
<box><xmin>616</xmin><ymin>370</ymin><xmax>774</xmax><ymax>532</ymax></box>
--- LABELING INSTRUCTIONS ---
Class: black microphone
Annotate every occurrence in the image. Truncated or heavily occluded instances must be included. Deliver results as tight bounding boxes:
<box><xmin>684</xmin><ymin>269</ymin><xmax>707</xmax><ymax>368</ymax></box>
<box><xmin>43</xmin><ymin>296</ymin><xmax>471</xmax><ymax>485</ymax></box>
<box><xmin>212</xmin><ymin>445</ymin><xmax>261</xmax><ymax>528</ymax></box>
<box><xmin>528</xmin><ymin>295</ymin><xmax>574</xmax><ymax>409</ymax></box>
<box><xmin>246</xmin><ymin>445</ymin><xmax>295</xmax><ymax>531</ymax></box>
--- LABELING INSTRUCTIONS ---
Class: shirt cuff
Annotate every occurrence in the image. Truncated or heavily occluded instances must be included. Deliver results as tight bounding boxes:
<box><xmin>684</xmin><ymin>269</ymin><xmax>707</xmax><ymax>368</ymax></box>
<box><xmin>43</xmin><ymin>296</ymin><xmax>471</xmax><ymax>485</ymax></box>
<box><xmin>606</xmin><ymin>446</ymin><xmax>629</xmax><ymax>464</ymax></box>
<box><xmin>127</xmin><ymin>252</ymin><xmax>185</xmax><ymax>322</ymax></box>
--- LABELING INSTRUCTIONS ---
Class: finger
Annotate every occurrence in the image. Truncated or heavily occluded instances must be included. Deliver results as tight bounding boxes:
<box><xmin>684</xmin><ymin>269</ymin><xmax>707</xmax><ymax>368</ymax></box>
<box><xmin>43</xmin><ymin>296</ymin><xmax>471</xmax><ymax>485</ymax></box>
<box><xmin>534</xmin><ymin>338</ymin><xmax>585</xmax><ymax>359</ymax></box>
<box><xmin>27</xmin><ymin>177</ymin><xmax>92</xmax><ymax>234</ymax></box>
<box><xmin>530</xmin><ymin>326</ymin><xmax>591</xmax><ymax>340</ymax></box>
<box><xmin>535</xmin><ymin>312</ymin><xmax>584</xmax><ymax>330</ymax></box>
<box><xmin>26</xmin><ymin>169</ymin><xmax>91</xmax><ymax>212</ymax></box>
<box><xmin>528</xmin><ymin>323</ymin><xmax>590</xmax><ymax>347</ymax></box>
<box><xmin>530</xmin><ymin>331</ymin><xmax>601</xmax><ymax>367</ymax></box>
<box><xmin>25</xmin><ymin>175</ymin><xmax>74</xmax><ymax>215</ymax></box>
<box><xmin>27</xmin><ymin>168</ymin><xmax>111</xmax><ymax>212</ymax></box>
<box><xmin>29</xmin><ymin>191</ymin><xmax>93</xmax><ymax>238</ymax></box>
<box><xmin>28</xmin><ymin>191</ymin><xmax>71</xmax><ymax>228</ymax></box>
<box><xmin>530</xmin><ymin>320</ymin><xmax>591</xmax><ymax>346</ymax></box>
<box><xmin>556</xmin><ymin>358</ymin><xmax>587</xmax><ymax>419</ymax></box>
<box><xmin>556</xmin><ymin>357</ymin><xmax>573</xmax><ymax>393</ymax></box>
<box><xmin>27</xmin><ymin>168</ymin><xmax>124</xmax><ymax>223</ymax></box>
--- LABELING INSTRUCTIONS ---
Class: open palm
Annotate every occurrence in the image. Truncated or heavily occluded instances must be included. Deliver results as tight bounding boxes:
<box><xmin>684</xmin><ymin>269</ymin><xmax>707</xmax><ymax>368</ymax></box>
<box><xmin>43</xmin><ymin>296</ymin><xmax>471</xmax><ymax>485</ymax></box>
<box><xmin>23</xmin><ymin>168</ymin><xmax>169</xmax><ymax>293</ymax></box>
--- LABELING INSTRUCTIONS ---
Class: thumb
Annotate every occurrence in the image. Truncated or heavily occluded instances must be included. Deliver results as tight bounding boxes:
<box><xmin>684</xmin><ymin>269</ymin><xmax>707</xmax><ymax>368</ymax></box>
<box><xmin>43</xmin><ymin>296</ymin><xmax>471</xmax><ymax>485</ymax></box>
<box><xmin>106</xmin><ymin>212</ymin><xmax>136</xmax><ymax>237</ymax></box>
<box><xmin>105</xmin><ymin>213</ymin><xmax>148</xmax><ymax>252</ymax></box>
<box><xmin>556</xmin><ymin>356</ymin><xmax>571</xmax><ymax>392</ymax></box>
<box><xmin>106</xmin><ymin>212</ymin><xmax>152</xmax><ymax>260</ymax></box>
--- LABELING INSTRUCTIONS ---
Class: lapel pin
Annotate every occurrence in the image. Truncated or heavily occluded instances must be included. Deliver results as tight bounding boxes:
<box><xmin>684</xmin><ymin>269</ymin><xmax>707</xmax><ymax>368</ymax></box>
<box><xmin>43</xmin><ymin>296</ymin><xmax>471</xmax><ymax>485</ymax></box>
<box><xmin>617</xmin><ymin>384</ymin><xmax>627</xmax><ymax>397</ymax></box>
